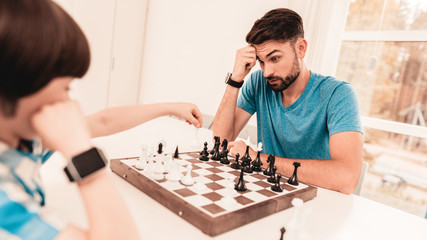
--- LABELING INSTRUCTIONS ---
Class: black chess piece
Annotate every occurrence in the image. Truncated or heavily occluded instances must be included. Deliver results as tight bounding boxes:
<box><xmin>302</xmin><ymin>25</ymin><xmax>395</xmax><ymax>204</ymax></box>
<box><xmin>174</xmin><ymin>146</ymin><xmax>179</xmax><ymax>158</ymax></box>
<box><xmin>279</xmin><ymin>227</ymin><xmax>286</xmax><ymax>240</ymax></box>
<box><xmin>241</xmin><ymin>145</ymin><xmax>252</xmax><ymax>163</ymax></box>
<box><xmin>287</xmin><ymin>162</ymin><xmax>300</xmax><ymax>186</ymax></box>
<box><xmin>230</xmin><ymin>153</ymin><xmax>241</xmax><ymax>169</ymax></box>
<box><xmin>251</xmin><ymin>150</ymin><xmax>263</xmax><ymax>172</ymax></box>
<box><xmin>199</xmin><ymin>143</ymin><xmax>209</xmax><ymax>161</ymax></box>
<box><xmin>263</xmin><ymin>154</ymin><xmax>275</xmax><ymax>176</ymax></box>
<box><xmin>157</xmin><ymin>142</ymin><xmax>163</xmax><ymax>154</ymax></box>
<box><xmin>234</xmin><ymin>167</ymin><xmax>247</xmax><ymax>191</ymax></box>
<box><xmin>267</xmin><ymin>166</ymin><xmax>277</xmax><ymax>183</ymax></box>
<box><xmin>210</xmin><ymin>140</ymin><xmax>221</xmax><ymax>160</ymax></box>
<box><xmin>219</xmin><ymin>149</ymin><xmax>230</xmax><ymax>164</ymax></box>
<box><xmin>219</xmin><ymin>139</ymin><xmax>228</xmax><ymax>158</ymax></box>
<box><xmin>271</xmin><ymin>173</ymin><xmax>283</xmax><ymax>192</ymax></box>
<box><xmin>200</xmin><ymin>142</ymin><xmax>208</xmax><ymax>156</ymax></box>
<box><xmin>210</xmin><ymin>136</ymin><xmax>220</xmax><ymax>155</ymax></box>
<box><xmin>242</xmin><ymin>157</ymin><xmax>253</xmax><ymax>173</ymax></box>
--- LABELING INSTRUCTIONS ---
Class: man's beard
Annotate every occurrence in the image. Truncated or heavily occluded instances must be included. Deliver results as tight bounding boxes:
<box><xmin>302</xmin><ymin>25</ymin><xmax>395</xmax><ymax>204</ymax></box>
<box><xmin>267</xmin><ymin>54</ymin><xmax>300</xmax><ymax>92</ymax></box>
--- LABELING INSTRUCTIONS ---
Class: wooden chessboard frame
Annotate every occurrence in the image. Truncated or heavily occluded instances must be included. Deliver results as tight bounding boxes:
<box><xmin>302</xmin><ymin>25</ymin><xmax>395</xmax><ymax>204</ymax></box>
<box><xmin>110</xmin><ymin>153</ymin><xmax>317</xmax><ymax>237</ymax></box>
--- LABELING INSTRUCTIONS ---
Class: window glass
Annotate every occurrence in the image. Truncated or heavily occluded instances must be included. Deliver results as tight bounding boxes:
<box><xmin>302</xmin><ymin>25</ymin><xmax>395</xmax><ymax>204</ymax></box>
<box><xmin>345</xmin><ymin>0</ymin><xmax>427</xmax><ymax>31</ymax></box>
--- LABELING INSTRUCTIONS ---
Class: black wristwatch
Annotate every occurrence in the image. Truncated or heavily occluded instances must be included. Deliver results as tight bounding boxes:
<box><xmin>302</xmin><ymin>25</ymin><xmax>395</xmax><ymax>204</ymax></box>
<box><xmin>64</xmin><ymin>147</ymin><xmax>107</xmax><ymax>182</ymax></box>
<box><xmin>225</xmin><ymin>72</ymin><xmax>244</xmax><ymax>88</ymax></box>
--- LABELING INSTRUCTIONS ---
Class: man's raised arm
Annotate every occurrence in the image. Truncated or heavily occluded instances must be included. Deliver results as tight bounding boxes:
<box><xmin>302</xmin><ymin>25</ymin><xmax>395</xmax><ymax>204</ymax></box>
<box><xmin>212</xmin><ymin>45</ymin><xmax>257</xmax><ymax>141</ymax></box>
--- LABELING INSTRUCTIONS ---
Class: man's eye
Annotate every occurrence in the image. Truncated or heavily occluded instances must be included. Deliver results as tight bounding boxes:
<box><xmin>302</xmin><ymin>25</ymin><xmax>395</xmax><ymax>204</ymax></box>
<box><xmin>271</xmin><ymin>56</ymin><xmax>280</xmax><ymax>62</ymax></box>
<box><xmin>259</xmin><ymin>60</ymin><xmax>264</xmax><ymax>65</ymax></box>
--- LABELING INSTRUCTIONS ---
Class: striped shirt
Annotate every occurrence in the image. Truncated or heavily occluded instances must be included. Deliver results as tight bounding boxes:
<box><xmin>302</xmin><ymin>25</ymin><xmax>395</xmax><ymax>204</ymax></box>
<box><xmin>0</xmin><ymin>140</ymin><xmax>60</xmax><ymax>240</ymax></box>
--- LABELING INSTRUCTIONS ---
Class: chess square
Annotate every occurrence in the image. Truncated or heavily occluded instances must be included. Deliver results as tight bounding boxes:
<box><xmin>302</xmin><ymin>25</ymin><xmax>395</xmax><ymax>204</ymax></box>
<box><xmin>202</xmin><ymin>192</ymin><xmax>223</xmax><ymax>202</ymax></box>
<box><xmin>252</xmin><ymin>180</ymin><xmax>272</xmax><ymax>188</ymax></box>
<box><xmin>234</xmin><ymin>195</ymin><xmax>254</xmax><ymax>205</ymax></box>
<box><xmin>202</xmin><ymin>203</ymin><xmax>226</xmax><ymax>215</ymax></box>
<box><xmin>215</xmin><ymin>171</ymin><xmax>239</xmax><ymax>180</ymax></box>
<box><xmin>242</xmin><ymin>191</ymin><xmax>269</xmax><ymax>202</ymax></box>
<box><xmin>257</xmin><ymin>189</ymin><xmax>278</xmax><ymax>197</ymax></box>
<box><xmin>215</xmin><ymin>188</ymin><xmax>239</xmax><ymax>198</ymax></box>
<box><xmin>245</xmin><ymin>182</ymin><xmax>264</xmax><ymax>191</ymax></box>
<box><xmin>193</xmin><ymin>168</ymin><xmax>213</xmax><ymax>176</ymax></box>
<box><xmin>251</xmin><ymin>173</ymin><xmax>267</xmax><ymax>180</ymax></box>
<box><xmin>206</xmin><ymin>161</ymin><xmax>223</xmax><ymax>167</ymax></box>
<box><xmin>216</xmin><ymin>165</ymin><xmax>235</xmax><ymax>172</ymax></box>
<box><xmin>206</xmin><ymin>167</ymin><xmax>223</xmax><ymax>174</ymax></box>
<box><xmin>159</xmin><ymin>181</ymin><xmax>186</xmax><ymax>191</ymax></box>
<box><xmin>185</xmin><ymin>194</ymin><xmax>213</xmax><ymax>207</ymax></box>
<box><xmin>215</xmin><ymin>198</ymin><xmax>241</xmax><ymax>212</ymax></box>
<box><xmin>174</xmin><ymin>188</ymin><xmax>197</xmax><ymax>197</ymax></box>
<box><xmin>188</xmin><ymin>185</ymin><xmax>212</xmax><ymax>195</ymax></box>
<box><xmin>206</xmin><ymin>182</ymin><xmax>225</xmax><ymax>191</ymax></box>
<box><xmin>242</xmin><ymin>175</ymin><xmax>260</xmax><ymax>183</ymax></box>
<box><xmin>215</xmin><ymin>178</ymin><xmax>235</xmax><ymax>188</ymax></box>
<box><xmin>205</xmin><ymin>174</ymin><xmax>224</xmax><ymax>181</ymax></box>
<box><xmin>178</xmin><ymin>154</ymin><xmax>194</xmax><ymax>160</ymax></box>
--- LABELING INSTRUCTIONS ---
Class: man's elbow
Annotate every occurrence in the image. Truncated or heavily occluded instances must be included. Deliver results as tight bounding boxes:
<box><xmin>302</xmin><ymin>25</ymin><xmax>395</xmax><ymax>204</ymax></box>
<box><xmin>337</xmin><ymin>170</ymin><xmax>360</xmax><ymax>195</ymax></box>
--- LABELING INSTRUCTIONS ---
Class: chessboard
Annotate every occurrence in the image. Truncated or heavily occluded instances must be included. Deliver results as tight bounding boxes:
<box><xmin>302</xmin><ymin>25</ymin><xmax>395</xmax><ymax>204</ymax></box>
<box><xmin>110</xmin><ymin>151</ymin><xmax>317</xmax><ymax>237</ymax></box>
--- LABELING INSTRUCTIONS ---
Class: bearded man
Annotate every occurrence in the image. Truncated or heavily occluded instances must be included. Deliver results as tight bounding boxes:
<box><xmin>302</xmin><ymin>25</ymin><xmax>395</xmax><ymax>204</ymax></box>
<box><xmin>212</xmin><ymin>8</ymin><xmax>363</xmax><ymax>194</ymax></box>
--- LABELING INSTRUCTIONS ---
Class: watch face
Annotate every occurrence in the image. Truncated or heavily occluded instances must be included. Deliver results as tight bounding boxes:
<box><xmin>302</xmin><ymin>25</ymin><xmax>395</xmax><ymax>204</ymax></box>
<box><xmin>72</xmin><ymin>148</ymin><xmax>106</xmax><ymax>178</ymax></box>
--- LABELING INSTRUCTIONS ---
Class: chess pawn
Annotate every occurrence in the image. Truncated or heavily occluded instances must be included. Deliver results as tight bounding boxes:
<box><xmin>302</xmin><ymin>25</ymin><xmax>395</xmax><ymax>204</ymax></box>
<box><xmin>200</xmin><ymin>142</ymin><xmax>208</xmax><ymax>156</ymax></box>
<box><xmin>271</xmin><ymin>173</ymin><xmax>283</xmax><ymax>192</ymax></box>
<box><xmin>241</xmin><ymin>145</ymin><xmax>252</xmax><ymax>163</ymax></box>
<box><xmin>234</xmin><ymin>167</ymin><xmax>247</xmax><ymax>191</ymax></box>
<box><xmin>137</xmin><ymin>145</ymin><xmax>148</xmax><ymax>169</ymax></box>
<box><xmin>287</xmin><ymin>162</ymin><xmax>301</xmax><ymax>186</ymax></box>
<box><xmin>230</xmin><ymin>153</ymin><xmax>241</xmax><ymax>169</ymax></box>
<box><xmin>251</xmin><ymin>150</ymin><xmax>263</xmax><ymax>172</ymax></box>
<box><xmin>267</xmin><ymin>166</ymin><xmax>277</xmax><ymax>183</ymax></box>
<box><xmin>181</xmin><ymin>164</ymin><xmax>194</xmax><ymax>186</ymax></box>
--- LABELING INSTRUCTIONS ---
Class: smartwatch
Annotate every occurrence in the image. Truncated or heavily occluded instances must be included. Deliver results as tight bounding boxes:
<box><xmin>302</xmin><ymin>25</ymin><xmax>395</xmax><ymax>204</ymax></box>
<box><xmin>64</xmin><ymin>147</ymin><xmax>107</xmax><ymax>182</ymax></box>
<box><xmin>225</xmin><ymin>72</ymin><xmax>244</xmax><ymax>88</ymax></box>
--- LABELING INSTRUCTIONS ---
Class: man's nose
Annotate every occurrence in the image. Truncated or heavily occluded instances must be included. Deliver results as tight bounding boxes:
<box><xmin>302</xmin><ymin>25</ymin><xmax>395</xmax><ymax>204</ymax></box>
<box><xmin>263</xmin><ymin>64</ymin><xmax>274</xmax><ymax>78</ymax></box>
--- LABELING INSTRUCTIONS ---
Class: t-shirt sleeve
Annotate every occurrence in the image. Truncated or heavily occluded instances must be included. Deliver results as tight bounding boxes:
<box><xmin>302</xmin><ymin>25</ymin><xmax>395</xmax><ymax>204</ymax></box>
<box><xmin>0</xmin><ymin>190</ymin><xmax>61</xmax><ymax>240</ymax></box>
<box><xmin>236</xmin><ymin>72</ymin><xmax>258</xmax><ymax>115</ymax></box>
<box><xmin>327</xmin><ymin>83</ymin><xmax>363</xmax><ymax>136</ymax></box>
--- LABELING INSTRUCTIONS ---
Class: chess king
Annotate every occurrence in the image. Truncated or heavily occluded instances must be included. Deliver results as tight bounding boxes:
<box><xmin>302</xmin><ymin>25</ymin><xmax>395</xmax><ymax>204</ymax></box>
<box><xmin>212</xmin><ymin>8</ymin><xmax>363</xmax><ymax>194</ymax></box>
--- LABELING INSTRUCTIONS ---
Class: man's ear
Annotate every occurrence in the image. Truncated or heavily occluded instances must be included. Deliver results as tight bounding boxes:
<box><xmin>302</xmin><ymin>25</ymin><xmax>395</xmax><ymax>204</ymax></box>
<box><xmin>295</xmin><ymin>38</ymin><xmax>307</xmax><ymax>58</ymax></box>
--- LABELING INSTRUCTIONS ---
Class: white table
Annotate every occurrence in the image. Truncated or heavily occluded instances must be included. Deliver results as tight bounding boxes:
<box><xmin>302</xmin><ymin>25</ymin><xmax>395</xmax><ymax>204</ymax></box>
<box><xmin>40</xmin><ymin>117</ymin><xmax>427</xmax><ymax>240</ymax></box>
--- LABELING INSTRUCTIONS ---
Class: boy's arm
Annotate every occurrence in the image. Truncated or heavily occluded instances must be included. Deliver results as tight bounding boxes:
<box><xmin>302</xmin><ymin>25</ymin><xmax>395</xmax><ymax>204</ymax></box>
<box><xmin>86</xmin><ymin>102</ymin><xmax>202</xmax><ymax>138</ymax></box>
<box><xmin>32</xmin><ymin>101</ymin><xmax>140</xmax><ymax>240</ymax></box>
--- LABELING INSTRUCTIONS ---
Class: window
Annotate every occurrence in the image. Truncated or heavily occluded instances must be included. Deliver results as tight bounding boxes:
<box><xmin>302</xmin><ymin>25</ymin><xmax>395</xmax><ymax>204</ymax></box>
<box><xmin>336</xmin><ymin>0</ymin><xmax>427</xmax><ymax>217</ymax></box>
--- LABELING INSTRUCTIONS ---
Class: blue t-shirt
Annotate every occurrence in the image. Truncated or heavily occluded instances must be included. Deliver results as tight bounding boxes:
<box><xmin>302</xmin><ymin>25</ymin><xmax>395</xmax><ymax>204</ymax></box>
<box><xmin>237</xmin><ymin>70</ymin><xmax>362</xmax><ymax>159</ymax></box>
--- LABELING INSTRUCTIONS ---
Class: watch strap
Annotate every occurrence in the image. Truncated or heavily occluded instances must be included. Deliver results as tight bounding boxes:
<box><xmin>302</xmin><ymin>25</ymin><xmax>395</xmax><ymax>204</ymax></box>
<box><xmin>225</xmin><ymin>73</ymin><xmax>244</xmax><ymax>88</ymax></box>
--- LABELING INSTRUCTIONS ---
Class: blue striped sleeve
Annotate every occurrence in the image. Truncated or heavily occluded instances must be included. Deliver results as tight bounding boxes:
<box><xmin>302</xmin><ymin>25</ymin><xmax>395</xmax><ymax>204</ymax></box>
<box><xmin>0</xmin><ymin>190</ymin><xmax>59</xmax><ymax>240</ymax></box>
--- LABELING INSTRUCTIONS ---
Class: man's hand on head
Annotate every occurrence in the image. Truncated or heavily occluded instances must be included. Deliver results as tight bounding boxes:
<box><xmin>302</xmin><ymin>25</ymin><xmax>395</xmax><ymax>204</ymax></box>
<box><xmin>31</xmin><ymin>100</ymin><xmax>92</xmax><ymax>158</ymax></box>
<box><xmin>231</xmin><ymin>45</ymin><xmax>257</xmax><ymax>82</ymax></box>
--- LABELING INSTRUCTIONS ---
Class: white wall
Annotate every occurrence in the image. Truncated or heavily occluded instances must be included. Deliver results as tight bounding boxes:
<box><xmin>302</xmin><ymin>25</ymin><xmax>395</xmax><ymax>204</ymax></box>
<box><xmin>138</xmin><ymin>0</ymin><xmax>350</xmax><ymax>126</ymax></box>
<box><xmin>55</xmin><ymin>0</ymin><xmax>147</xmax><ymax>114</ymax></box>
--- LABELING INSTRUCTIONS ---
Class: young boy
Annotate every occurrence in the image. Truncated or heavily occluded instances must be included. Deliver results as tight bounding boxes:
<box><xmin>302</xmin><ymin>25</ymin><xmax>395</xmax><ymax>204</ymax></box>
<box><xmin>0</xmin><ymin>0</ymin><xmax>202</xmax><ymax>239</ymax></box>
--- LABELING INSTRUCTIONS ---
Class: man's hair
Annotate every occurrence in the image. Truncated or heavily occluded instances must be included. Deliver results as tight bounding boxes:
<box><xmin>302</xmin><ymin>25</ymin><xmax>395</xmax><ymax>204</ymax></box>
<box><xmin>0</xmin><ymin>0</ymin><xmax>90</xmax><ymax>116</ymax></box>
<box><xmin>246</xmin><ymin>8</ymin><xmax>304</xmax><ymax>45</ymax></box>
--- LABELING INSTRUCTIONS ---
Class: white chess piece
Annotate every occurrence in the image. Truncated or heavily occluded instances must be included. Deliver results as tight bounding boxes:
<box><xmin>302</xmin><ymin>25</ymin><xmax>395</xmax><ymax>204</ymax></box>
<box><xmin>137</xmin><ymin>145</ymin><xmax>148</xmax><ymax>169</ymax></box>
<box><xmin>151</xmin><ymin>154</ymin><xmax>165</xmax><ymax>180</ymax></box>
<box><xmin>193</xmin><ymin>170</ymin><xmax>207</xmax><ymax>192</ymax></box>
<box><xmin>166</xmin><ymin>159</ymin><xmax>181</xmax><ymax>182</ymax></box>
<box><xmin>143</xmin><ymin>154</ymin><xmax>155</xmax><ymax>175</ymax></box>
<box><xmin>190</xmin><ymin>127</ymin><xmax>200</xmax><ymax>148</ymax></box>
<box><xmin>257</xmin><ymin>142</ymin><xmax>263</xmax><ymax>152</ymax></box>
<box><xmin>180</xmin><ymin>164</ymin><xmax>194</xmax><ymax>186</ymax></box>
<box><xmin>221</xmin><ymin>177</ymin><xmax>237</xmax><ymax>205</ymax></box>
<box><xmin>287</xmin><ymin>198</ymin><xmax>304</xmax><ymax>240</ymax></box>
<box><xmin>163</xmin><ymin>154</ymin><xmax>173</xmax><ymax>173</ymax></box>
